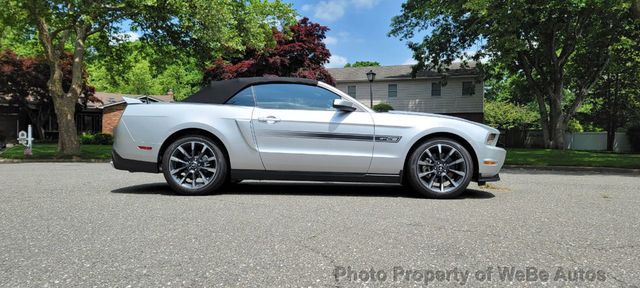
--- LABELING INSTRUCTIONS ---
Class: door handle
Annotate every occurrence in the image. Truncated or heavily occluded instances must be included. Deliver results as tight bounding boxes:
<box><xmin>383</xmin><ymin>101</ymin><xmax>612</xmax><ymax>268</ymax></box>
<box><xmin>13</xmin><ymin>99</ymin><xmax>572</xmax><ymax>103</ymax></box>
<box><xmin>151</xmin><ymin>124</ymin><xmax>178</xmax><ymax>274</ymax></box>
<box><xmin>257</xmin><ymin>116</ymin><xmax>281</xmax><ymax>124</ymax></box>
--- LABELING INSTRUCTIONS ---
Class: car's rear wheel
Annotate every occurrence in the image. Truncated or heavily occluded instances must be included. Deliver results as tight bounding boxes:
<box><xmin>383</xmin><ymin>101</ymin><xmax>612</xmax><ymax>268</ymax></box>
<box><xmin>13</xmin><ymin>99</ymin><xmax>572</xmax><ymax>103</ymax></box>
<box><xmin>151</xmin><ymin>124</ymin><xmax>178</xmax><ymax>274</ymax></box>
<box><xmin>406</xmin><ymin>138</ymin><xmax>473</xmax><ymax>198</ymax></box>
<box><xmin>161</xmin><ymin>135</ymin><xmax>228</xmax><ymax>195</ymax></box>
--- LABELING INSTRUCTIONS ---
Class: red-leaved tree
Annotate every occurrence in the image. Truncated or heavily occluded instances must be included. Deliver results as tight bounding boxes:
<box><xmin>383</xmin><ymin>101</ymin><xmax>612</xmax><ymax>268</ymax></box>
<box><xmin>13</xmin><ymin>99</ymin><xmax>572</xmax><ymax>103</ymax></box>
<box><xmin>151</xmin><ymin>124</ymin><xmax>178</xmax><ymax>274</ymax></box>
<box><xmin>0</xmin><ymin>50</ymin><xmax>96</xmax><ymax>139</ymax></box>
<box><xmin>204</xmin><ymin>18</ymin><xmax>335</xmax><ymax>85</ymax></box>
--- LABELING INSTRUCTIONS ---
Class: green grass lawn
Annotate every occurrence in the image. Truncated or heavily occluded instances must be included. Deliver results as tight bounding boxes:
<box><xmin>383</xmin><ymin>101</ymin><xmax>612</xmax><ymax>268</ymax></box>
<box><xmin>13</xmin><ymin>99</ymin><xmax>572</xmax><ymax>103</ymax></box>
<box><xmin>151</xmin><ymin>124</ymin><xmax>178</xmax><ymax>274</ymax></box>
<box><xmin>0</xmin><ymin>144</ymin><xmax>112</xmax><ymax>160</ymax></box>
<box><xmin>506</xmin><ymin>148</ymin><xmax>640</xmax><ymax>169</ymax></box>
<box><xmin>1</xmin><ymin>144</ymin><xmax>638</xmax><ymax>168</ymax></box>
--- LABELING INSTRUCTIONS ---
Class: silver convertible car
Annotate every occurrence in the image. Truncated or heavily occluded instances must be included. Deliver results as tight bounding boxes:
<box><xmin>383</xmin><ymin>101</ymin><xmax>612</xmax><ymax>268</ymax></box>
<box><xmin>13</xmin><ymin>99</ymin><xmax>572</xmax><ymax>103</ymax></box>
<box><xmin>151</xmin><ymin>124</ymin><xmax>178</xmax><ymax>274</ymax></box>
<box><xmin>112</xmin><ymin>77</ymin><xmax>505</xmax><ymax>198</ymax></box>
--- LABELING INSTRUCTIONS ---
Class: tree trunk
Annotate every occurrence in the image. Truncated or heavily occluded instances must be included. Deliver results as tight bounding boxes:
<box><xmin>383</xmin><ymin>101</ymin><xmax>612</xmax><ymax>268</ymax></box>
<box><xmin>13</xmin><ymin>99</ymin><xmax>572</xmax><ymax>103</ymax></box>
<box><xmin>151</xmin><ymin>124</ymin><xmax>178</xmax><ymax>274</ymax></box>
<box><xmin>33</xmin><ymin>14</ymin><xmax>85</xmax><ymax>155</ymax></box>
<box><xmin>47</xmin><ymin>60</ymin><xmax>80</xmax><ymax>154</ymax></box>
<box><xmin>605</xmin><ymin>73</ymin><xmax>614</xmax><ymax>151</ymax></box>
<box><xmin>52</xmin><ymin>94</ymin><xmax>79</xmax><ymax>154</ymax></box>
<box><xmin>543</xmin><ymin>87</ymin><xmax>567</xmax><ymax>150</ymax></box>
<box><xmin>532</xmin><ymin>92</ymin><xmax>551</xmax><ymax>148</ymax></box>
<box><xmin>21</xmin><ymin>108</ymin><xmax>44</xmax><ymax>139</ymax></box>
<box><xmin>551</xmin><ymin>120</ymin><xmax>566</xmax><ymax>149</ymax></box>
<box><xmin>606</xmin><ymin>129</ymin><xmax>615</xmax><ymax>151</ymax></box>
<box><xmin>35</xmin><ymin>104</ymin><xmax>50</xmax><ymax>140</ymax></box>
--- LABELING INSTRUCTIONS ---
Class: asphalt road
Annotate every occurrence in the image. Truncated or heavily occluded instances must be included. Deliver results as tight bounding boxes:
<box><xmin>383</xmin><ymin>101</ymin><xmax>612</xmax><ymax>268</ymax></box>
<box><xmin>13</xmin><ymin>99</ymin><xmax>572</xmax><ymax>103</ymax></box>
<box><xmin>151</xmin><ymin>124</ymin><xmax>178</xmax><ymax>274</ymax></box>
<box><xmin>0</xmin><ymin>163</ymin><xmax>639</xmax><ymax>287</ymax></box>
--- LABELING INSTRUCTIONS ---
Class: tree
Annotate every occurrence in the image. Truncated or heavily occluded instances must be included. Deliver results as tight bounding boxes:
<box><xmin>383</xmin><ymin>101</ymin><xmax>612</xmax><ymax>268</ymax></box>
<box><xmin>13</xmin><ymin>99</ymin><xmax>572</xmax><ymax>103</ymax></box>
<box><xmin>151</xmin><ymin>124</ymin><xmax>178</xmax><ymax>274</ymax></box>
<box><xmin>86</xmin><ymin>40</ymin><xmax>202</xmax><ymax>100</ymax></box>
<box><xmin>2</xmin><ymin>0</ymin><xmax>295</xmax><ymax>154</ymax></box>
<box><xmin>484</xmin><ymin>100</ymin><xmax>539</xmax><ymax>130</ymax></box>
<box><xmin>581</xmin><ymin>25</ymin><xmax>640</xmax><ymax>150</ymax></box>
<box><xmin>204</xmin><ymin>18</ymin><xmax>335</xmax><ymax>85</ymax></box>
<box><xmin>0</xmin><ymin>50</ymin><xmax>95</xmax><ymax>139</ymax></box>
<box><xmin>344</xmin><ymin>61</ymin><xmax>380</xmax><ymax>68</ymax></box>
<box><xmin>390</xmin><ymin>0</ymin><xmax>635</xmax><ymax>149</ymax></box>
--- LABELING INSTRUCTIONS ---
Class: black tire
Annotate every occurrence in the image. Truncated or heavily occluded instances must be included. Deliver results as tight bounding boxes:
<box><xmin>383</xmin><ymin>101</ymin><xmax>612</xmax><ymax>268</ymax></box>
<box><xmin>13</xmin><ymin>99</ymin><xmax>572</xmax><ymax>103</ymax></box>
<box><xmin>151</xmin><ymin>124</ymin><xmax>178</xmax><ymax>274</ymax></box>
<box><xmin>161</xmin><ymin>135</ymin><xmax>228</xmax><ymax>195</ymax></box>
<box><xmin>406</xmin><ymin>138</ymin><xmax>474</xmax><ymax>198</ymax></box>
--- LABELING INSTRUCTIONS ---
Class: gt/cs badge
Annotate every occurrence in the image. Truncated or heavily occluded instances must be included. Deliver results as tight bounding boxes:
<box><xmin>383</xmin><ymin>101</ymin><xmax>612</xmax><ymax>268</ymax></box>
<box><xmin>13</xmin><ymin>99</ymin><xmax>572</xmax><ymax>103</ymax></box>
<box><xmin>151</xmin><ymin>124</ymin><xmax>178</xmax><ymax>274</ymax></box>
<box><xmin>375</xmin><ymin>136</ymin><xmax>402</xmax><ymax>143</ymax></box>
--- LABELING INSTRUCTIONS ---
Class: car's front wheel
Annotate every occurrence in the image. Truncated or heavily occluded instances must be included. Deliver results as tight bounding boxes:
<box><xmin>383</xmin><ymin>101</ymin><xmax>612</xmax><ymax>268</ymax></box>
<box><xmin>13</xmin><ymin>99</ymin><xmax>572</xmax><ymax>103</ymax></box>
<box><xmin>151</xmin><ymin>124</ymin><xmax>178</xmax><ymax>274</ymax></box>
<box><xmin>161</xmin><ymin>135</ymin><xmax>228</xmax><ymax>195</ymax></box>
<box><xmin>406</xmin><ymin>138</ymin><xmax>474</xmax><ymax>198</ymax></box>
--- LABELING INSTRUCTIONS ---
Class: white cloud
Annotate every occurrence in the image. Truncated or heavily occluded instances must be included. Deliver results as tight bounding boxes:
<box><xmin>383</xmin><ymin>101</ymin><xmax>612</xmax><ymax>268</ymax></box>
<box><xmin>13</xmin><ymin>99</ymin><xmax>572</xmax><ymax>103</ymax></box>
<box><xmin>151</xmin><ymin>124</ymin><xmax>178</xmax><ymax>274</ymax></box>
<box><xmin>337</xmin><ymin>31</ymin><xmax>350</xmax><ymax>38</ymax></box>
<box><xmin>110</xmin><ymin>31</ymin><xmax>140</xmax><ymax>45</ymax></box>
<box><xmin>402</xmin><ymin>58</ymin><xmax>418</xmax><ymax>65</ymax></box>
<box><xmin>326</xmin><ymin>55</ymin><xmax>348</xmax><ymax>68</ymax></box>
<box><xmin>309</xmin><ymin>0</ymin><xmax>347</xmax><ymax>22</ymax></box>
<box><xmin>302</xmin><ymin>0</ymin><xmax>379</xmax><ymax>22</ymax></box>
<box><xmin>351</xmin><ymin>0</ymin><xmax>380</xmax><ymax>9</ymax></box>
<box><xmin>112</xmin><ymin>31</ymin><xmax>140</xmax><ymax>43</ymax></box>
<box><xmin>324</xmin><ymin>36</ymin><xmax>338</xmax><ymax>45</ymax></box>
<box><xmin>333</xmin><ymin>31</ymin><xmax>364</xmax><ymax>44</ymax></box>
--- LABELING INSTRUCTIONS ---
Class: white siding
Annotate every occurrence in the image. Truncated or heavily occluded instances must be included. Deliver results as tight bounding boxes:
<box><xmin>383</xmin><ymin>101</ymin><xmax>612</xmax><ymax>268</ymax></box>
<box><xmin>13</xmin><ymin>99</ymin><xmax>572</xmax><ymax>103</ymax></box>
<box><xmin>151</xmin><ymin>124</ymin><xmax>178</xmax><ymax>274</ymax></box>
<box><xmin>336</xmin><ymin>77</ymin><xmax>483</xmax><ymax>113</ymax></box>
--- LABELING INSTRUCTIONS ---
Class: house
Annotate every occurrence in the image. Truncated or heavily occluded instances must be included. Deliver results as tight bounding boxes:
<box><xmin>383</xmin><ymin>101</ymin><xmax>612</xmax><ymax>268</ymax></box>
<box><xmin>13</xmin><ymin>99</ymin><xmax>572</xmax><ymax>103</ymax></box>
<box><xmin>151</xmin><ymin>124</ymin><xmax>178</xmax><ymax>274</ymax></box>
<box><xmin>327</xmin><ymin>62</ymin><xmax>484</xmax><ymax>122</ymax></box>
<box><xmin>0</xmin><ymin>95</ymin><xmax>20</xmax><ymax>145</ymax></box>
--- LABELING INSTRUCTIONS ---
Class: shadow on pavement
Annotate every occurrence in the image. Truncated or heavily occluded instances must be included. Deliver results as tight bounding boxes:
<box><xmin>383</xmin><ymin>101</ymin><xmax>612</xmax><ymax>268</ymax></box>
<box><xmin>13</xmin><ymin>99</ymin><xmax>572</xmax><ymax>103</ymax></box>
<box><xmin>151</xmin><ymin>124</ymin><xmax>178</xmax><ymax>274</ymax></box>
<box><xmin>111</xmin><ymin>181</ymin><xmax>494</xmax><ymax>199</ymax></box>
<box><xmin>503</xmin><ymin>167</ymin><xmax>639</xmax><ymax>177</ymax></box>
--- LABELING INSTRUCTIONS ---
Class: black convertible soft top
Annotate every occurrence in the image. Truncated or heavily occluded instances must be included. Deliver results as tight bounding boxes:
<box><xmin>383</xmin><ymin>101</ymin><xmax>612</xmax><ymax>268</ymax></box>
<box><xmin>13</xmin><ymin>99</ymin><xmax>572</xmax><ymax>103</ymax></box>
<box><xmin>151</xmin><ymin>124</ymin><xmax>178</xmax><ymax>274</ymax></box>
<box><xmin>182</xmin><ymin>77</ymin><xmax>318</xmax><ymax>104</ymax></box>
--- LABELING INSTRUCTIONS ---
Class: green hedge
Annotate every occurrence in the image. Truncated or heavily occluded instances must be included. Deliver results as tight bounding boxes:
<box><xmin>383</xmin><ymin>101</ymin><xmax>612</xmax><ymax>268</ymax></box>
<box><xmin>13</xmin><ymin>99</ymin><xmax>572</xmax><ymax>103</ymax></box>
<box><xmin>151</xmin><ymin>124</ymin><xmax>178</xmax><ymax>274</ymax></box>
<box><xmin>80</xmin><ymin>132</ymin><xmax>114</xmax><ymax>145</ymax></box>
<box><xmin>373</xmin><ymin>103</ymin><xmax>394</xmax><ymax>112</ymax></box>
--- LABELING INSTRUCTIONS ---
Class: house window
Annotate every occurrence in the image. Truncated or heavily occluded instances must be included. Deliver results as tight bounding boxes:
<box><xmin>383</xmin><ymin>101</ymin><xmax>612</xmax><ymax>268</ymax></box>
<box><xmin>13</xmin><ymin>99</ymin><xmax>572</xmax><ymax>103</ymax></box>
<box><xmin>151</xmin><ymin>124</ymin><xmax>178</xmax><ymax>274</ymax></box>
<box><xmin>388</xmin><ymin>84</ymin><xmax>398</xmax><ymax>98</ymax></box>
<box><xmin>431</xmin><ymin>82</ymin><xmax>441</xmax><ymax>97</ymax></box>
<box><xmin>462</xmin><ymin>81</ymin><xmax>475</xmax><ymax>96</ymax></box>
<box><xmin>347</xmin><ymin>85</ymin><xmax>356</xmax><ymax>98</ymax></box>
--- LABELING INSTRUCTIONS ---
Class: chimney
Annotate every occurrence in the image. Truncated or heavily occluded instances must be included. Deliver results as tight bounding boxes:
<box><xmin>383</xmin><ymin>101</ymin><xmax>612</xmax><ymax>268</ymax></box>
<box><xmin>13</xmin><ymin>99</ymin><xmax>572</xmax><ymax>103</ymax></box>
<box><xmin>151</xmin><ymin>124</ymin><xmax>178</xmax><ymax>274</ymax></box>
<box><xmin>167</xmin><ymin>89</ymin><xmax>174</xmax><ymax>102</ymax></box>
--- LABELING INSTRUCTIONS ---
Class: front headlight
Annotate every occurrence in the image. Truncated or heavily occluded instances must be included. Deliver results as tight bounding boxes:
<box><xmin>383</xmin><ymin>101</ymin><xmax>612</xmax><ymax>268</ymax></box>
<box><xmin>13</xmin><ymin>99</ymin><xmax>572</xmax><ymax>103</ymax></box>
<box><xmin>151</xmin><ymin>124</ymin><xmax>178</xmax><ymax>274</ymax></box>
<box><xmin>486</xmin><ymin>133</ymin><xmax>499</xmax><ymax>146</ymax></box>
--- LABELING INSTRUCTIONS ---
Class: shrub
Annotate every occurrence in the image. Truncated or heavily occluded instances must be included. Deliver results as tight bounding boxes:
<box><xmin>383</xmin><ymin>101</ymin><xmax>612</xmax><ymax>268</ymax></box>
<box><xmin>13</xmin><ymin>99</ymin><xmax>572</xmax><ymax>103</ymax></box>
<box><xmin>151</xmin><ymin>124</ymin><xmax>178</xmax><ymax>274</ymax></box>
<box><xmin>373</xmin><ymin>103</ymin><xmax>394</xmax><ymax>112</ymax></box>
<box><xmin>566</xmin><ymin>119</ymin><xmax>584</xmax><ymax>133</ymax></box>
<box><xmin>93</xmin><ymin>133</ymin><xmax>114</xmax><ymax>145</ymax></box>
<box><xmin>80</xmin><ymin>132</ymin><xmax>95</xmax><ymax>144</ymax></box>
<box><xmin>484</xmin><ymin>100</ymin><xmax>539</xmax><ymax>129</ymax></box>
<box><xmin>627</xmin><ymin>125</ymin><xmax>640</xmax><ymax>152</ymax></box>
<box><xmin>79</xmin><ymin>132</ymin><xmax>113</xmax><ymax>145</ymax></box>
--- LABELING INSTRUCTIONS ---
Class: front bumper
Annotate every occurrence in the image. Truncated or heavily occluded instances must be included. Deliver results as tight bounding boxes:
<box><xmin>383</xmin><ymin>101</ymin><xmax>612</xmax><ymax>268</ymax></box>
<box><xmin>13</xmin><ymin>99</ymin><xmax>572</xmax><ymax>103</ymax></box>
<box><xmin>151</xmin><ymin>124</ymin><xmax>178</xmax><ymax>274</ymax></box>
<box><xmin>477</xmin><ymin>145</ymin><xmax>507</xmax><ymax>179</ymax></box>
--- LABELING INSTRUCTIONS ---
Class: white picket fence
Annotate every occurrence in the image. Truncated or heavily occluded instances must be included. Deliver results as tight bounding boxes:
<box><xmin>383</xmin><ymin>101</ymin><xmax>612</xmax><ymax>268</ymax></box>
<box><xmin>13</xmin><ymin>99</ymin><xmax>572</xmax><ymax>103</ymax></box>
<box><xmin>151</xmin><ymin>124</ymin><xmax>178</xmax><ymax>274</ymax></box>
<box><xmin>517</xmin><ymin>131</ymin><xmax>634</xmax><ymax>152</ymax></box>
<box><xmin>564</xmin><ymin>132</ymin><xmax>633</xmax><ymax>152</ymax></box>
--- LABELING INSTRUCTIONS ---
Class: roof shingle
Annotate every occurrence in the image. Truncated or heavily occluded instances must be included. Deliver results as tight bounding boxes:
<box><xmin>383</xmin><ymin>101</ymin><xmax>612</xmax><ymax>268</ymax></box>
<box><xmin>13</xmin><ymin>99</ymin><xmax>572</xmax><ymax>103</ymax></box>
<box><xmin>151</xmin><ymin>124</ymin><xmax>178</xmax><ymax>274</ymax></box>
<box><xmin>327</xmin><ymin>62</ymin><xmax>478</xmax><ymax>82</ymax></box>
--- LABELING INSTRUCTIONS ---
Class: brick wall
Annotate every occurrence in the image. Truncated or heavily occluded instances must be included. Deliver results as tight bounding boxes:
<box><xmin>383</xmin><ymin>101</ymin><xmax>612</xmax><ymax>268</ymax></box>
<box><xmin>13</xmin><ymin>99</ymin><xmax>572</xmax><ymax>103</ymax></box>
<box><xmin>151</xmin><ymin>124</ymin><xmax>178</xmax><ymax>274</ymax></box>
<box><xmin>102</xmin><ymin>104</ymin><xmax>125</xmax><ymax>135</ymax></box>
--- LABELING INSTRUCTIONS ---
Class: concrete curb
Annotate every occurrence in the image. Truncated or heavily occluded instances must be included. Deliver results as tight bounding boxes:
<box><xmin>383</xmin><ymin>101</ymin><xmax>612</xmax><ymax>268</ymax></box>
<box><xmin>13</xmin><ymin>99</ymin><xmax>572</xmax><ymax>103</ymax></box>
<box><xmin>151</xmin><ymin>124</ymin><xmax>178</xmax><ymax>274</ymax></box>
<box><xmin>0</xmin><ymin>158</ymin><xmax>110</xmax><ymax>164</ymax></box>
<box><xmin>503</xmin><ymin>165</ymin><xmax>640</xmax><ymax>175</ymax></box>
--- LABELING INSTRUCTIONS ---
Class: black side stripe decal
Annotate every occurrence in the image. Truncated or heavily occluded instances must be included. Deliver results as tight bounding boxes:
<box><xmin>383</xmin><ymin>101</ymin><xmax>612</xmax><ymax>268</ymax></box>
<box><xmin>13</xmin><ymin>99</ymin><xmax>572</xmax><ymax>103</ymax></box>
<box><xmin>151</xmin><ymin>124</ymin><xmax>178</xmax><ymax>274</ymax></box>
<box><xmin>263</xmin><ymin>130</ymin><xmax>402</xmax><ymax>143</ymax></box>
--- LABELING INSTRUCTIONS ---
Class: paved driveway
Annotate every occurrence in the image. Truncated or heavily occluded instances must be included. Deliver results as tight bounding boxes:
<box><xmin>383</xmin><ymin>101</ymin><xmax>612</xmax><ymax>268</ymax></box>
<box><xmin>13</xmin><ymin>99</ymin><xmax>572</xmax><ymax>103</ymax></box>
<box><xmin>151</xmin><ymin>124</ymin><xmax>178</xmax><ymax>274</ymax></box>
<box><xmin>0</xmin><ymin>163</ymin><xmax>638</xmax><ymax>287</ymax></box>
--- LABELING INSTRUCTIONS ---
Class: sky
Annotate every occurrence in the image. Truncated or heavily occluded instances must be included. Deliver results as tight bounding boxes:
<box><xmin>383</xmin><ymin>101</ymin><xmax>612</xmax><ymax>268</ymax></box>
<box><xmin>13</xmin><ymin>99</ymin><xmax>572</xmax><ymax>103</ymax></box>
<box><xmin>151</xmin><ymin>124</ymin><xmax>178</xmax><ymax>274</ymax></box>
<box><xmin>117</xmin><ymin>0</ymin><xmax>419</xmax><ymax>68</ymax></box>
<box><xmin>287</xmin><ymin>0</ymin><xmax>418</xmax><ymax>68</ymax></box>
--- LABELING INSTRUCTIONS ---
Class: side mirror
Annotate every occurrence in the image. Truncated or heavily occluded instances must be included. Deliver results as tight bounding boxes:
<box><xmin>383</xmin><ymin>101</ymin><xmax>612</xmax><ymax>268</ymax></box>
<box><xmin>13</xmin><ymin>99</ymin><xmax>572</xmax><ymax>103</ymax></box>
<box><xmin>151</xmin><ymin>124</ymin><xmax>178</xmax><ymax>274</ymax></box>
<box><xmin>333</xmin><ymin>99</ymin><xmax>357</xmax><ymax>112</ymax></box>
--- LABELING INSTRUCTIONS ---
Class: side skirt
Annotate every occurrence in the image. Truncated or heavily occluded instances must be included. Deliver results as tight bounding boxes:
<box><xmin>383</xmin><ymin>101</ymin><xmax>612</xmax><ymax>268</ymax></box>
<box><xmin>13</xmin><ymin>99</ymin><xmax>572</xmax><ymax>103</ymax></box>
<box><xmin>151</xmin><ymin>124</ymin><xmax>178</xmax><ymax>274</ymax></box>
<box><xmin>231</xmin><ymin>170</ymin><xmax>401</xmax><ymax>184</ymax></box>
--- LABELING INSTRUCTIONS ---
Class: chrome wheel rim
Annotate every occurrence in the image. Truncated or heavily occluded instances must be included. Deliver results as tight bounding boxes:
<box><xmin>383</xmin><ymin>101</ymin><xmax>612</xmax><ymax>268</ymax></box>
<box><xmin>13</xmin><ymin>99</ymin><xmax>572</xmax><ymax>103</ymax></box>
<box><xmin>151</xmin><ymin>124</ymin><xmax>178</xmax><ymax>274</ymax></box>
<box><xmin>416</xmin><ymin>143</ymin><xmax>467</xmax><ymax>193</ymax></box>
<box><xmin>169</xmin><ymin>141</ymin><xmax>217</xmax><ymax>189</ymax></box>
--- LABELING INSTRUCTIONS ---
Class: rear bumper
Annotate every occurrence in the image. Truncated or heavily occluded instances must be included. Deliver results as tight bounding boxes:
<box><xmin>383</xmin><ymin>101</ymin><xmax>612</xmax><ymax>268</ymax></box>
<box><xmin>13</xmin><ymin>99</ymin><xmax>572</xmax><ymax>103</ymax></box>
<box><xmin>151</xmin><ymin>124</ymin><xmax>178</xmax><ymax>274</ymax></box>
<box><xmin>112</xmin><ymin>150</ymin><xmax>159</xmax><ymax>173</ymax></box>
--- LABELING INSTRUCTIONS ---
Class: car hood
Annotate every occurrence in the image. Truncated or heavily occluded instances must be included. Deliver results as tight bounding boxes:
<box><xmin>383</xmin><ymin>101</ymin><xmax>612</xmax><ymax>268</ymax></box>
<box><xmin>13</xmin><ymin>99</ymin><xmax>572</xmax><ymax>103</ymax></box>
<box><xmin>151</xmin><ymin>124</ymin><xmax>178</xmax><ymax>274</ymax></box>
<box><xmin>387</xmin><ymin>110</ymin><xmax>499</xmax><ymax>133</ymax></box>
